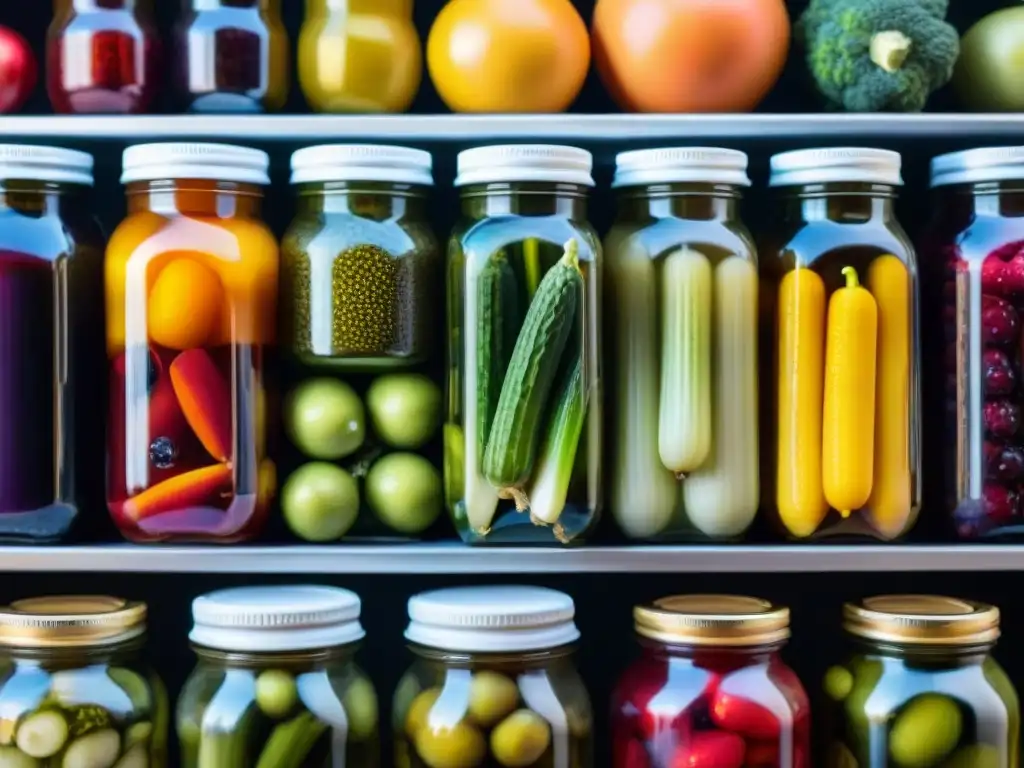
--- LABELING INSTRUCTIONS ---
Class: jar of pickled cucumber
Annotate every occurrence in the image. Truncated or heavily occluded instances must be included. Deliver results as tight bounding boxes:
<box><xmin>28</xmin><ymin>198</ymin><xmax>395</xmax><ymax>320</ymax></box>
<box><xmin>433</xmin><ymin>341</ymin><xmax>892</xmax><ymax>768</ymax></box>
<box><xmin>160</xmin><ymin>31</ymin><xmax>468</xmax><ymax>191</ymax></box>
<box><xmin>824</xmin><ymin>595</ymin><xmax>1020</xmax><ymax>768</ymax></box>
<box><xmin>925</xmin><ymin>148</ymin><xmax>1024</xmax><ymax>539</ymax></box>
<box><xmin>0</xmin><ymin>595</ymin><xmax>168</xmax><ymax>767</ymax></box>
<box><xmin>612</xmin><ymin>595</ymin><xmax>810</xmax><ymax>768</ymax></box>
<box><xmin>445</xmin><ymin>145</ymin><xmax>602</xmax><ymax>544</ymax></box>
<box><xmin>395</xmin><ymin>586</ymin><xmax>592</xmax><ymax>768</ymax></box>
<box><xmin>177</xmin><ymin>585</ymin><xmax>379</xmax><ymax>768</ymax></box>
<box><xmin>605</xmin><ymin>148</ymin><xmax>759</xmax><ymax>542</ymax></box>
<box><xmin>763</xmin><ymin>148</ymin><xmax>921</xmax><ymax>541</ymax></box>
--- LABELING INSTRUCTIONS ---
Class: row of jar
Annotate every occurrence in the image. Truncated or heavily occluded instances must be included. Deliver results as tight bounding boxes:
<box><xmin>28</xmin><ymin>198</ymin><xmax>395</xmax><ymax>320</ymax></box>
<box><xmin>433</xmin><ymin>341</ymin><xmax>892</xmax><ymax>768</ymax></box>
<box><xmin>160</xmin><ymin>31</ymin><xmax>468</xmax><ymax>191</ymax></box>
<box><xmin>0</xmin><ymin>140</ymin><xmax>1012</xmax><ymax>546</ymax></box>
<box><xmin>0</xmin><ymin>586</ymin><xmax>1016</xmax><ymax>768</ymax></box>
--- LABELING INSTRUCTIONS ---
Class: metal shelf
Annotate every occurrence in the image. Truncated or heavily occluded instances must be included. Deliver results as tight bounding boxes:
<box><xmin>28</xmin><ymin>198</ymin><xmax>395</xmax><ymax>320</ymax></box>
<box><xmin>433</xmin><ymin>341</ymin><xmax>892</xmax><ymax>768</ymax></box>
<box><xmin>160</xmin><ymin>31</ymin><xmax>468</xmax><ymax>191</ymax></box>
<box><xmin>0</xmin><ymin>544</ymin><xmax>1022</xmax><ymax>573</ymax></box>
<box><xmin>1</xmin><ymin>114</ymin><xmax>1023</xmax><ymax>141</ymax></box>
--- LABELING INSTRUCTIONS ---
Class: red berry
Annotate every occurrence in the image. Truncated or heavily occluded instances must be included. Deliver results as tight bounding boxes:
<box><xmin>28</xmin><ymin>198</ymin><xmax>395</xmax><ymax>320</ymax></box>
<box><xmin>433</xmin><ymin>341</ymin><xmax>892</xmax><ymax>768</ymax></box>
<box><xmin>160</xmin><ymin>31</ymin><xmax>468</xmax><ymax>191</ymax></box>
<box><xmin>984</xmin><ymin>349</ymin><xmax>1017</xmax><ymax>396</ymax></box>
<box><xmin>985</xmin><ymin>400</ymin><xmax>1021</xmax><ymax>437</ymax></box>
<box><xmin>954</xmin><ymin>498</ymin><xmax>991</xmax><ymax>539</ymax></box>
<box><xmin>985</xmin><ymin>484</ymin><xmax>1019</xmax><ymax>523</ymax></box>
<box><xmin>670</xmin><ymin>731</ymin><xmax>745</xmax><ymax>768</ymax></box>
<box><xmin>983</xmin><ymin>257</ymin><xmax>1009</xmax><ymax>295</ymax></box>
<box><xmin>984</xmin><ymin>295</ymin><xmax>1020</xmax><ymax>346</ymax></box>
<box><xmin>710</xmin><ymin>690</ymin><xmax>781</xmax><ymax>740</ymax></box>
<box><xmin>994</xmin><ymin>445</ymin><xmax>1024</xmax><ymax>481</ymax></box>
<box><xmin>988</xmin><ymin>240</ymin><xmax>1024</xmax><ymax>262</ymax></box>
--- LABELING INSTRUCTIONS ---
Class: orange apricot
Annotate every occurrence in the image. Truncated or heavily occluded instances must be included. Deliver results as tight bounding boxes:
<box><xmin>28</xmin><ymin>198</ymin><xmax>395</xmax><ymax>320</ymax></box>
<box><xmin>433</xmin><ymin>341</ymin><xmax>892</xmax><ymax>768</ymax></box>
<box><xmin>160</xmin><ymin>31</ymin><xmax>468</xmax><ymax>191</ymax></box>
<box><xmin>148</xmin><ymin>258</ymin><xmax>224</xmax><ymax>350</ymax></box>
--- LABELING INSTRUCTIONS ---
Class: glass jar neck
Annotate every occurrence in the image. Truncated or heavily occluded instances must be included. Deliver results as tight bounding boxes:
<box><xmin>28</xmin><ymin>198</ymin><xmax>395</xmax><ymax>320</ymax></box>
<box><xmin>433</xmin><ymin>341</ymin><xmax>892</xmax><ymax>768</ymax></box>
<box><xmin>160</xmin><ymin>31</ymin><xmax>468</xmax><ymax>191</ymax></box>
<box><xmin>295</xmin><ymin>181</ymin><xmax>427</xmax><ymax>219</ymax></box>
<box><xmin>638</xmin><ymin>636</ymin><xmax>783</xmax><ymax>666</ymax></box>
<box><xmin>309</xmin><ymin>0</ymin><xmax>413</xmax><ymax>14</ymax></box>
<box><xmin>460</xmin><ymin>182</ymin><xmax>589</xmax><ymax>220</ymax></box>
<box><xmin>617</xmin><ymin>182</ymin><xmax>742</xmax><ymax>221</ymax></box>
<box><xmin>951</xmin><ymin>180</ymin><xmax>1024</xmax><ymax>218</ymax></box>
<box><xmin>0</xmin><ymin>180</ymin><xmax>77</xmax><ymax>217</ymax></box>
<box><xmin>410</xmin><ymin>643</ymin><xmax>576</xmax><ymax>671</ymax></box>
<box><xmin>4</xmin><ymin>637</ymin><xmax>145</xmax><ymax>668</ymax></box>
<box><xmin>783</xmin><ymin>182</ymin><xmax>897</xmax><ymax>225</ymax></box>
<box><xmin>193</xmin><ymin>643</ymin><xmax>359</xmax><ymax>670</ymax></box>
<box><xmin>855</xmin><ymin>638</ymin><xmax>994</xmax><ymax>666</ymax></box>
<box><xmin>127</xmin><ymin>180</ymin><xmax>264</xmax><ymax>218</ymax></box>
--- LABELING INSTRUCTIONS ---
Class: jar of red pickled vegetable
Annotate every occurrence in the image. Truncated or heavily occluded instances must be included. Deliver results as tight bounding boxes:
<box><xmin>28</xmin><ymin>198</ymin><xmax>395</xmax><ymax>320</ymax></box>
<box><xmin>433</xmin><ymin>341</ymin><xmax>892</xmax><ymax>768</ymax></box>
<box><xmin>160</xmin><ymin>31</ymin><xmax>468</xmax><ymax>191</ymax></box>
<box><xmin>927</xmin><ymin>147</ymin><xmax>1024</xmax><ymax>539</ymax></box>
<box><xmin>824</xmin><ymin>595</ymin><xmax>1019</xmax><ymax>768</ymax></box>
<box><xmin>612</xmin><ymin>595</ymin><xmax>810</xmax><ymax>768</ymax></box>
<box><xmin>47</xmin><ymin>0</ymin><xmax>161</xmax><ymax>114</ymax></box>
<box><xmin>763</xmin><ymin>148</ymin><xmax>921</xmax><ymax>542</ymax></box>
<box><xmin>395</xmin><ymin>586</ymin><xmax>592</xmax><ymax>768</ymax></box>
<box><xmin>0</xmin><ymin>145</ymin><xmax>105</xmax><ymax>543</ymax></box>
<box><xmin>605</xmin><ymin>148</ymin><xmax>759</xmax><ymax>542</ymax></box>
<box><xmin>173</xmin><ymin>0</ymin><xmax>289</xmax><ymax>113</ymax></box>
<box><xmin>105</xmin><ymin>143</ymin><xmax>278</xmax><ymax>543</ymax></box>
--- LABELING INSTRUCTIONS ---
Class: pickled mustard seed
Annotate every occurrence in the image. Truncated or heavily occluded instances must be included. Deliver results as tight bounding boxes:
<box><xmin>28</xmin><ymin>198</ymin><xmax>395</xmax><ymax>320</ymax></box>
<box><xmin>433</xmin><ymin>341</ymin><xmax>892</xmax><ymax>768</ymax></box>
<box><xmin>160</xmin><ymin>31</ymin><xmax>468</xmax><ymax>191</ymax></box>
<box><xmin>286</xmin><ymin>252</ymin><xmax>313</xmax><ymax>353</ymax></box>
<box><xmin>331</xmin><ymin>244</ymin><xmax>400</xmax><ymax>355</ymax></box>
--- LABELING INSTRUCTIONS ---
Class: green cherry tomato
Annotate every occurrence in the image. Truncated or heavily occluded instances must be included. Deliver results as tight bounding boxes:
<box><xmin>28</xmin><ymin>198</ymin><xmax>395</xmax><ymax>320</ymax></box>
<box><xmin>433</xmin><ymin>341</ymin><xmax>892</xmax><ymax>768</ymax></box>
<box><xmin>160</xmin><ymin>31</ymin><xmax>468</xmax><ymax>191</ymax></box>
<box><xmin>366</xmin><ymin>453</ymin><xmax>442</xmax><ymax>534</ymax></box>
<box><xmin>282</xmin><ymin>462</ymin><xmax>360</xmax><ymax>542</ymax></box>
<box><xmin>366</xmin><ymin>374</ymin><xmax>442</xmax><ymax>449</ymax></box>
<box><xmin>285</xmin><ymin>378</ymin><xmax>365</xmax><ymax>460</ymax></box>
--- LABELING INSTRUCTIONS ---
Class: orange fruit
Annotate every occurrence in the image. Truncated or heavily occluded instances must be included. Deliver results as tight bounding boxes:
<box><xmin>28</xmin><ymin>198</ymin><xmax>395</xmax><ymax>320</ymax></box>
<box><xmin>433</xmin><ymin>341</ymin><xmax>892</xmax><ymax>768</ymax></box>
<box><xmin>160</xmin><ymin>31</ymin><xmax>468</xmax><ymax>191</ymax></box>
<box><xmin>147</xmin><ymin>258</ymin><xmax>224</xmax><ymax>350</ymax></box>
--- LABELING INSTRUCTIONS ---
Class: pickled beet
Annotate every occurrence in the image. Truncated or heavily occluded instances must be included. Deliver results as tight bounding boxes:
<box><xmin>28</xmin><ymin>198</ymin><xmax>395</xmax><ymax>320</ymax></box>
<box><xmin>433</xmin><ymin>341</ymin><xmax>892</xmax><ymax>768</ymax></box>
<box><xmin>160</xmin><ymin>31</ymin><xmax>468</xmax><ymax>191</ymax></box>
<box><xmin>983</xmin><ymin>295</ymin><xmax>1020</xmax><ymax>346</ymax></box>
<box><xmin>984</xmin><ymin>349</ymin><xmax>1016</xmax><ymax>396</ymax></box>
<box><xmin>985</xmin><ymin>484</ymin><xmax>1019</xmax><ymax>523</ymax></box>
<box><xmin>984</xmin><ymin>400</ymin><xmax>1021</xmax><ymax>437</ymax></box>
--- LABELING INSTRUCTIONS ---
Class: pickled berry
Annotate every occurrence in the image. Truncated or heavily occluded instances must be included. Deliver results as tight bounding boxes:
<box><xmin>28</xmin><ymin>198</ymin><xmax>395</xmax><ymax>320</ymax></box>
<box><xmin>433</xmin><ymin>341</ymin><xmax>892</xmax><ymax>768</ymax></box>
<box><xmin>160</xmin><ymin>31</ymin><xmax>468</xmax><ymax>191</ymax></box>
<box><xmin>983</xmin><ymin>295</ymin><xmax>1020</xmax><ymax>346</ymax></box>
<box><xmin>993</xmin><ymin>446</ymin><xmax>1024</xmax><ymax>481</ymax></box>
<box><xmin>954</xmin><ymin>498</ymin><xmax>991</xmax><ymax>539</ymax></box>
<box><xmin>1005</xmin><ymin>255</ymin><xmax>1024</xmax><ymax>295</ymax></box>
<box><xmin>988</xmin><ymin>240</ymin><xmax>1024</xmax><ymax>263</ymax></box>
<box><xmin>982</xmin><ymin>257</ymin><xmax>1008</xmax><ymax>295</ymax></box>
<box><xmin>149</xmin><ymin>437</ymin><xmax>177</xmax><ymax>469</ymax></box>
<box><xmin>985</xmin><ymin>484</ymin><xmax>1019</xmax><ymax>523</ymax></box>
<box><xmin>984</xmin><ymin>400</ymin><xmax>1021</xmax><ymax>437</ymax></box>
<box><xmin>984</xmin><ymin>349</ymin><xmax>1016</xmax><ymax>396</ymax></box>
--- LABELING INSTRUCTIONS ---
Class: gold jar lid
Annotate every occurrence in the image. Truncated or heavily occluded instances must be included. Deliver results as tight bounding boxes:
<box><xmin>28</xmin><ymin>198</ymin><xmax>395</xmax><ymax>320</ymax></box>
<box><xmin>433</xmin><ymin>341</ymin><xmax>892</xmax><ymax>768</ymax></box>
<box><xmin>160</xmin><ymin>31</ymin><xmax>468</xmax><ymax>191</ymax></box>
<box><xmin>843</xmin><ymin>595</ymin><xmax>1000</xmax><ymax>646</ymax></box>
<box><xmin>0</xmin><ymin>596</ymin><xmax>147</xmax><ymax>648</ymax></box>
<box><xmin>634</xmin><ymin>595</ymin><xmax>790</xmax><ymax>646</ymax></box>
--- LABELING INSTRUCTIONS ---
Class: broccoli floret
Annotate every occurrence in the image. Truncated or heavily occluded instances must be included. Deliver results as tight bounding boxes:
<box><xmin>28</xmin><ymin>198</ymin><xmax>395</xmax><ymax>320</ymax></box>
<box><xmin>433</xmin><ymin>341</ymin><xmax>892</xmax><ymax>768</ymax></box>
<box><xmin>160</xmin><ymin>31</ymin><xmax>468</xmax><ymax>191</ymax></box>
<box><xmin>797</xmin><ymin>0</ymin><xmax>960</xmax><ymax>111</ymax></box>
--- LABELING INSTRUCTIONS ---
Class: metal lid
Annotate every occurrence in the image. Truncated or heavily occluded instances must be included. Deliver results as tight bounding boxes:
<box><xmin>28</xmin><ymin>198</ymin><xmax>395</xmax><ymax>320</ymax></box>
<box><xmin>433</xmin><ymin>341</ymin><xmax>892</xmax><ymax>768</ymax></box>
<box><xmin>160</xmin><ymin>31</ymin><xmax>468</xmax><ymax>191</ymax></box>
<box><xmin>613</xmin><ymin>147</ymin><xmax>751</xmax><ymax>188</ymax></box>
<box><xmin>455</xmin><ymin>145</ymin><xmax>594</xmax><ymax>187</ymax></box>
<box><xmin>190</xmin><ymin>585</ymin><xmax>365</xmax><ymax>653</ymax></box>
<box><xmin>405</xmin><ymin>586</ymin><xmax>580</xmax><ymax>652</ymax></box>
<box><xmin>769</xmin><ymin>147</ymin><xmax>903</xmax><ymax>187</ymax></box>
<box><xmin>931</xmin><ymin>147</ymin><xmax>1024</xmax><ymax>187</ymax></box>
<box><xmin>0</xmin><ymin>596</ymin><xmax>146</xmax><ymax>648</ymax></box>
<box><xmin>290</xmin><ymin>144</ymin><xmax>434</xmax><ymax>186</ymax></box>
<box><xmin>634</xmin><ymin>595</ymin><xmax>791</xmax><ymax>646</ymax></box>
<box><xmin>121</xmin><ymin>142</ymin><xmax>270</xmax><ymax>185</ymax></box>
<box><xmin>0</xmin><ymin>145</ymin><xmax>94</xmax><ymax>186</ymax></box>
<box><xmin>843</xmin><ymin>595</ymin><xmax>1000</xmax><ymax>646</ymax></box>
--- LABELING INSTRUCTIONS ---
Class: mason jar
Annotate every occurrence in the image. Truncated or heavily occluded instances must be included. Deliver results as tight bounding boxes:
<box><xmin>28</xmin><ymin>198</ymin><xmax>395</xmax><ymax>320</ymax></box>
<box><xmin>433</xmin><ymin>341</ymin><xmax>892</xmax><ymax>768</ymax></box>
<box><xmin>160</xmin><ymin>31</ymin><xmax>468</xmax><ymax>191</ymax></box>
<box><xmin>824</xmin><ymin>595</ymin><xmax>1019</xmax><ymax>767</ymax></box>
<box><xmin>445</xmin><ymin>145</ymin><xmax>602</xmax><ymax>544</ymax></box>
<box><xmin>605</xmin><ymin>148</ymin><xmax>759</xmax><ymax>541</ymax></box>
<box><xmin>0</xmin><ymin>595</ymin><xmax>168</xmax><ymax>767</ymax></box>
<box><xmin>395</xmin><ymin>586</ymin><xmax>592</xmax><ymax>768</ymax></box>
<box><xmin>105</xmin><ymin>143</ymin><xmax>278</xmax><ymax>543</ymax></box>
<box><xmin>763</xmin><ymin>148</ymin><xmax>921</xmax><ymax>541</ymax></box>
<box><xmin>0</xmin><ymin>145</ymin><xmax>105</xmax><ymax>543</ymax></box>
<box><xmin>177</xmin><ymin>585</ymin><xmax>379</xmax><ymax>767</ymax></box>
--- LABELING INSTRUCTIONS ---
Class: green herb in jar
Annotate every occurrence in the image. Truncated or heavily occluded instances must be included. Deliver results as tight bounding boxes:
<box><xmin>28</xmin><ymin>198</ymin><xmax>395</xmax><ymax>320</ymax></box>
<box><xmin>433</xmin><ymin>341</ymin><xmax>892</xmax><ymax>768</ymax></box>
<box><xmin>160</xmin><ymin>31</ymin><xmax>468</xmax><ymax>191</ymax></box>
<box><xmin>331</xmin><ymin>244</ymin><xmax>399</xmax><ymax>355</ymax></box>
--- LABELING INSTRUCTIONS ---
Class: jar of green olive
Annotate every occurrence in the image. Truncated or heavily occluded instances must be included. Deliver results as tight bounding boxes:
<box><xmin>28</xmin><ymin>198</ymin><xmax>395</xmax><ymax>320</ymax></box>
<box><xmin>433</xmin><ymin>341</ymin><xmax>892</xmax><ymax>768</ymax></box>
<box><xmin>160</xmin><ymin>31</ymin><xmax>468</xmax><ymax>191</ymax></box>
<box><xmin>0</xmin><ymin>595</ymin><xmax>168</xmax><ymax>767</ymax></box>
<box><xmin>824</xmin><ymin>595</ymin><xmax>1020</xmax><ymax>767</ymax></box>
<box><xmin>177</xmin><ymin>585</ymin><xmax>378</xmax><ymax>767</ymax></box>
<box><xmin>395</xmin><ymin>586</ymin><xmax>592</xmax><ymax>768</ymax></box>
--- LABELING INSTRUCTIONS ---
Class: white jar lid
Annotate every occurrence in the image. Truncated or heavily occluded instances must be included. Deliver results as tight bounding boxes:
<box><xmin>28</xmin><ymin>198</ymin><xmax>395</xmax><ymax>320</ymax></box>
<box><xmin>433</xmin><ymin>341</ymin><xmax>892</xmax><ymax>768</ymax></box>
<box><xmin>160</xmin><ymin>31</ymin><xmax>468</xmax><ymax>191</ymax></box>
<box><xmin>613</xmin><ymin>147</ymin><xmax>751</xmax><ymax>188</ymax></box>
<box><xmin>405</xmin><ymin>586</ymin><xmax>580</xmax><ymax>652</ymax></box>
<box><xmin>121</xmin><ymin>142</ymin><xmax>270</xmax><ymax>185</ymax></box>
<box><xmin>931</xmin><ymin>147</ymin><xmax>1024</xmax><ymax>187</ymax></box>
<box><xmin>455</xmin><ymin>145</ymin><xmax>594</xmax><ymax>187</ymax></box>
<box><xmin>0</xmin><ymin>144</ymin><xmax>93</xmax><ymax>186</ymax></box>
<box><xmin>769</xmin><ymin>147</ymin><xmax>903</xmax><ymax>187</ymax></box>
<box><xmin>290</xmin><ymin>144</ymin><xmax>433</xmax><ymax>186</ymax></box>
<box><xmin>189</xmin><ymin>585</ymin><xmax>365</xmax><ymax>652</ymax></box>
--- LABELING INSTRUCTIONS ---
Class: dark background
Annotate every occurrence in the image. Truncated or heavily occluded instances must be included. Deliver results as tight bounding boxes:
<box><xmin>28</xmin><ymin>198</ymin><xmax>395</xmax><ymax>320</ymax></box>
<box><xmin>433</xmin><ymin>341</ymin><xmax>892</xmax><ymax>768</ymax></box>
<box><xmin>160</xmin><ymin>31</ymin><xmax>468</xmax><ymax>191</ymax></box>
<box><xmin>3</xmin><ymin>1</ymin><xmax>1024</xmax><ymax>766</ymax></box>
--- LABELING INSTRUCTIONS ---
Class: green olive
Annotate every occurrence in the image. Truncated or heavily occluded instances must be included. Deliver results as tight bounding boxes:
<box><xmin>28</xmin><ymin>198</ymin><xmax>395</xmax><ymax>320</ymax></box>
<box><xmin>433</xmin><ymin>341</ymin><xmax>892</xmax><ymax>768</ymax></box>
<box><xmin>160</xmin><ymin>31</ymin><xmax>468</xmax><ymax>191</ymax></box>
<box><xmin>414</xmin><ymin>720</ymin><xmax>486</xmax><ymax>768</ymax></box>
<box><xmin>940</xmin><ymin>744</ymin><xmax>1002</xmax><ymax>768</ymax></box>
<box><xmin>343</xmin><ymin>676</ymin><xmax>379</xmax><ymax>741</ymax></box>
<box><xmin>282</xmin><ymin>462</ymin><xmax>360</xmax><ymax>542</ymax></box>
<box><xmin>467</xmin><ymin>672</ymin><xmax>519</xmax><ymax>727</ymax></box>
<box><xmin>490</xmin><ymin>709</ymin><xmax>551</xmax><ymax>768</ymax></box>
<box><xmin>285</xmin><ymin>378</ymin><xmax>365</xmax><ymax>460</ymax></box>
<box><xmin>254</xmin><ymin>670</ymin><xmax>298</xmax><ymax>719</ymax></box>
<box><xmin>889</xmin><ymin>694</ymin><xmax>962</xmax><ymax>768</ymax></box>
<box><xmin>824</xmin><ymin>666</ymin><xmax>854</xmax><ymax>701</ymax></box>
<box><xmin>367</xmin><ymin>374</ymin><xmax>442</xmax><ymax>449</ymax></box>
<box><xmin>366</xmin><ymin>453</ymin><xmax>443</xmax><ymax>535</ymax></box>
<box><xmin>405</xmin><ymin>688</ymin><xmax>442</xmax><ymax>739</ymax></box>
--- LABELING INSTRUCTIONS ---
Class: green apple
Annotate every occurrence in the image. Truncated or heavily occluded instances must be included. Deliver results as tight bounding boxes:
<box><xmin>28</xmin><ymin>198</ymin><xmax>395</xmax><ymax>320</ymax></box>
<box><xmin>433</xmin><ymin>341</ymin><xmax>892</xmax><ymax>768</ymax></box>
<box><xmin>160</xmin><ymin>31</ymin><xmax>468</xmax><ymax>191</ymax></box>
<box><xmin>281</xmin><ymin>462</ymin><xmax>359</xmax><ymax>542</ymax></box>
<box><xmin>366</xmin><ymin>374</ymin><xmax>441</xmax><ymax>449</ymax></box>
<box><xmin>954</xmin><ymin>6</ymin><xmax>1024</xmax><ymax>111</ymax></box>
<box><xmin>285</xmin><ymin>378</ymin><xmax>365</xmax><ymax>459</ymax></box>
<box><xmin>366</xmin><ymin>453</ymin><xmax>442</xmax><ymax>534</ymax></box>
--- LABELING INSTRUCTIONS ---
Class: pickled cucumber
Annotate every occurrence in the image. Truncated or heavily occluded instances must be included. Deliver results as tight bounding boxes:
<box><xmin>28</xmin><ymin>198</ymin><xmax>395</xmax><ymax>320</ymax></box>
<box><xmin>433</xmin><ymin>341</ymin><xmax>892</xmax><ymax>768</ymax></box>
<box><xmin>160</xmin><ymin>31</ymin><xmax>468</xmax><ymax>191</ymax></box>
<box><xmin>0</xmin><ymin>746</ymin><xmax>39</xmax><ymax>768</ymax></box>
<box><xmin>106</xmin><ymin>670</ymin><xmax>151</xmax><ymax>713</ymax></box>
<box><xmin>888</xmin><ymin>694</ymin><xmax>962</xmax><ymax>767</ymax></box>
<box><xmin>111</xmin><ymin>744</ymin><xmax>148</xmax><ymax>768</ymax></box>
<box><xmin>15</xmin><ymin>710</ymin><xmax>68</xmax><ymax>759</ymax></box>
<box><xmin>843</xmin><ymin>658</ymin><xmax>882</xmax><ymax>765</ymax></box>
<box><xmin>414</xmin><ymin>721</ymin><xmax>486</xmax><ymax>768</ymax></box>
<box><xmin>342</xmin><ymin>676</ymin><xmax>378</xmax><ymax>741</ymax></box>
<box><xmin>467</xmin><ymin>673</ymin><xmax>519</xmax><ymax>728</ymax></box>
<box><xmin>940</xmin><ymin>744</ymin><xmax>1001</xmax><ymax>768</ymax></box>
<box><xmin>489</xmin><ymin>709</ymin><xmax>550</xmax><ymax>768</ymax></box>
<box><xmin>62</xmin><ymin>728</ymin><xmax>121</xmax><ymax>768</ymax></box>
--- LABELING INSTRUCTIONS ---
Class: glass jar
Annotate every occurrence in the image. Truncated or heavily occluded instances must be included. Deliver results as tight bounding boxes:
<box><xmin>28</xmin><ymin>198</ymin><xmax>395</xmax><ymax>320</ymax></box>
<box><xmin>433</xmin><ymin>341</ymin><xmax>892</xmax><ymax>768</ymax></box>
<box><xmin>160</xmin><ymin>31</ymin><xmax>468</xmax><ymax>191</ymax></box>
<box><xmin>0</xmin><ymin>146</ymin><xmax>105</xmax><ymax>543</ymax></box>
<box><xmin>926</xmin><ymin>148</ymin><xmax>1024</xmax><ymax>539</ymax></box>
<box><xmin>824</xmin><ymin>595</ymin><xmax>1020</xmax><ymax>767</ymax></box>
<box><xmin>395</xmin><ymin>586</ymin><xmax>592</xmax><ymax>768</ymax></box>
<box><xmin>47</xmin><ymin>0</ymin><xmax>161</xmax><ymax>114</ymax></box>
<box><xmin>604</xmin><ymin>148</ymin><xmax>759</xmax><ymax>542</ymax></box>
<box><xmin>178</xmin><ymin>586</ymin><xmax>379</xmax><ymax>767</ymax></box>
<box><xmin>762</xmin><ymin>148</ymin><xmax>920</xmax><ymax>541</ymax></box>
<box><xmin>298</xmin><ymin>0</ymin><xmax>422</xmax><ymax>114</ymax></box>
<box><xmin>172</xmin><ymin>0</ymin><xmax>289</xmax><ymax>114</ymax></box>
<box><xmin>0</xmin><ymin>596</ymin><xmax>168</xmax><ymax>766</ymax></box>
<box><xmin>611</xmin><ymin>595</ymin><xmax>810</xmax><ymax>768</ymax></box>
<box><xmin>105</xmin><ymin>143</ymin><xmax>278</xmax><ymax>543</ymax></box>
<box><xmin>445</xmin><ymin>145</ymin><xmax>602</xmax><ymax>545</ymax></box>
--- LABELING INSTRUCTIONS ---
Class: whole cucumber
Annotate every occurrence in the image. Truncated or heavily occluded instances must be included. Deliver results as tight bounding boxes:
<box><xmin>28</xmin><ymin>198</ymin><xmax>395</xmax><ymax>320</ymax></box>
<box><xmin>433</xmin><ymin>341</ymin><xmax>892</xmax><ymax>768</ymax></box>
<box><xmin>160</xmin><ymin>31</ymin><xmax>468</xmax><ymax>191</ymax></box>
<box><xmin>476</xmin><ymin>249</ymin><xmax>521</xmax><ymax>461</ymax></box>
<box><xmin>255</xmin><ymin>711</ymin><xmax>327</xmax><ymax>768</ymax></box>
